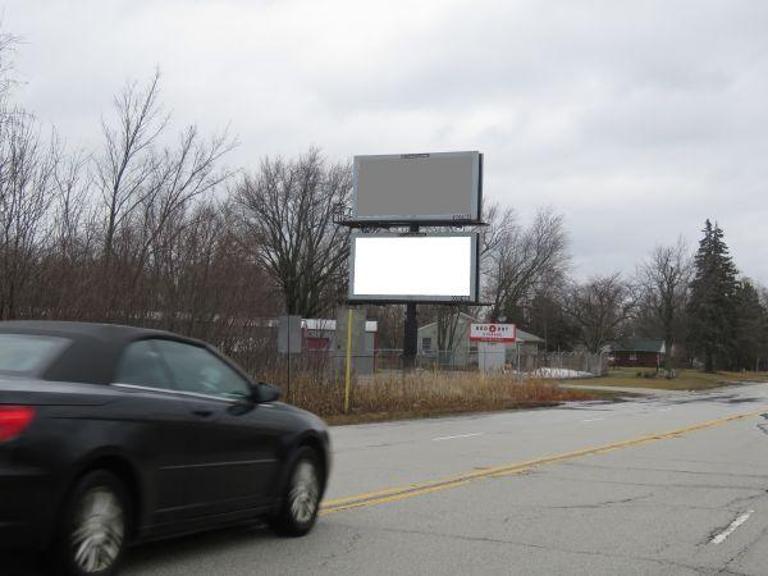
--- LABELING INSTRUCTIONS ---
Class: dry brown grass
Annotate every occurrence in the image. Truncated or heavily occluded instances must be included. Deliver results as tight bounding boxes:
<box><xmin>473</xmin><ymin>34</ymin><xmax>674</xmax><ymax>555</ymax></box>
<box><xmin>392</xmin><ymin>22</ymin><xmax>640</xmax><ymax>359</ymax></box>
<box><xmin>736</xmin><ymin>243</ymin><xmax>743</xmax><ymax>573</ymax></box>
<box><xmin>260</xmin><ymin>367</ymin><xmax>597</xmax><ymax>423</ymax></box>
<box><xmin>569</xmin><ymin>367</ymin><xmax>768</xmax><ymax>391</ymax></box>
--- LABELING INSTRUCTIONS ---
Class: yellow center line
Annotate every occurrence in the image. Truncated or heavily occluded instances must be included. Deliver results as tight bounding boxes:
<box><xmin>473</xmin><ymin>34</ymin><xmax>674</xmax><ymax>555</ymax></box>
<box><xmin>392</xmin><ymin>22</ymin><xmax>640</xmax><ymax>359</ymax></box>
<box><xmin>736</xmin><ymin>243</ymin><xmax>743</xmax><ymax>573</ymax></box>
<box><xmin>320</xmin><ymin>408</ymin><xmax>767</xmax><ymax>516</ymax></box>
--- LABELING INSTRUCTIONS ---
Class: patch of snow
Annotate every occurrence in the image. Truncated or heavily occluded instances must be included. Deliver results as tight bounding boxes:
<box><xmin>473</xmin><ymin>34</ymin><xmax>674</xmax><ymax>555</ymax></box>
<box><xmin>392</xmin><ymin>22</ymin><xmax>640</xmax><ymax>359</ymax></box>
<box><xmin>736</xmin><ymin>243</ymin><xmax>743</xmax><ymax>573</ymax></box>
<box><xmin>532</xmin><ymin>367</ymin><xmax>595</xmax><ymax>379</ymax></box>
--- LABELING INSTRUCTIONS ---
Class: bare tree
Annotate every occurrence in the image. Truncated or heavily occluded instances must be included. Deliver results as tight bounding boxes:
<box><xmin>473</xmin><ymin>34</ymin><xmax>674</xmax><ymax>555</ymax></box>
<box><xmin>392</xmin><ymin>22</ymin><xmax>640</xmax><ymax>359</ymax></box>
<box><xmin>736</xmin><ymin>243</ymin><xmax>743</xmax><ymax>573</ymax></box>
<box><xmin>636</xmin><ymin>239</ymin><xmax>692</xmax><ymax>370</ymax></box>
<box><xmin>0</xmin><ymin>31</ymin><xmax>283</xmax><ymax>361</ymax></box>
<box><xmin>236</xmin><ymin>148</ymin><xmax>352</xmax><ymax>318</ymax></box>
<box><xmin>479</xmin><ymin>202</ymin><xmax>515</xmax><ymax>258</ymax></box>
<box><xmin>0</xmin><ymin>111</ymin><xmax>58</xmax><ymax>319</ymax></box>
<box><xmin>369</xmin><ymin>305</ymin><xmax>405</xmax><ymax>350</ymax></box>
<box><xmin>94</xmin><ymin>71</ymin><xmax>235</xmax><ymax>319</ymax></box>
<box><xmin>483</xmin><ymin>205</ymin><xmax>569</xmax><ymax>322</ymax></box>
<box><xmin>146</xmin><ymin>198</ymin><xmax>279</xmax><ymax>341</ymax></box>
<box><xmin>565</xmin><ymin>273</ymin><xmax>634</xmax><ymax>353</ymax></box>
<box><xmin>95</xmin><ymin>71</ymin><xmax>167</xmax><ymax>262</ymax></box>
<box><xmin>0</xmin><ymin>28</ymin><xmax>18</xmax><ymax>106</ymax></box>
<box><xmin>32</xmin><ymin>148</ymin><xmax>99</xmax><ymax>319</ymax></box>
<box><xmin>435</xmin><ymin>305</ymin><xmax>478</xmax><ymax>366</ymax></box>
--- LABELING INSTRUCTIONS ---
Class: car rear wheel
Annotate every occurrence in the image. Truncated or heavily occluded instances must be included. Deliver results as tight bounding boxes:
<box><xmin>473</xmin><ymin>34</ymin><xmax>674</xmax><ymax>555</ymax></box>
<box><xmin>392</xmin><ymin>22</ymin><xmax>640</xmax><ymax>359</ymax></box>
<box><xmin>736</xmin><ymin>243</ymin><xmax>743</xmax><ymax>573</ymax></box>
<box><xmin>269</xmin><ymin>447</ymin><xmax>322</xmax><ymax>537</ymax></box>
<box><xmin>52</xmin><ymin>470</ymin><xmax>129</xmax><ymax>576</ymax></box>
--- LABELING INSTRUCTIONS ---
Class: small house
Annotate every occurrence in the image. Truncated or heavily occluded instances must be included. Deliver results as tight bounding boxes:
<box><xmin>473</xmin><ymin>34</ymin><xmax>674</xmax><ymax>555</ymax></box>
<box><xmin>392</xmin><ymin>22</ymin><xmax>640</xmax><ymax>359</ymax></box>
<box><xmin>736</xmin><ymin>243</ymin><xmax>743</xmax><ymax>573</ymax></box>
<box><xmin>609</xmin><ymin>339</ymin><xmax>666</xmax><ymax>368</ymax></box>
<box><xmin>417</xmin><ymin>313</ymin><xmax>545</xmax><ymax>368</ymax></box>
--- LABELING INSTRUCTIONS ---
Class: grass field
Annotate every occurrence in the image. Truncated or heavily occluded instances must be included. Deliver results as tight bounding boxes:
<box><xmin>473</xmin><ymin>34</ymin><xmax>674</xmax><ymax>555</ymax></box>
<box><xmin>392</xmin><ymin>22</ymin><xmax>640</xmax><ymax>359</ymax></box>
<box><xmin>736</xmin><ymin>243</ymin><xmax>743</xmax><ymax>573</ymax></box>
<box><xmin>564</xmin><ymin>367</ymin><xmax>768</xmax><ymax>391</ymax></box>
<box><xmin>263</xmin><ymin>365</ymin><xmax>768</xmax><ymax>426</ymax></box>
<box><xmin>265</xmin><ymin>369</ymin><xmax>599</xmax><ymax>424</ymax></box>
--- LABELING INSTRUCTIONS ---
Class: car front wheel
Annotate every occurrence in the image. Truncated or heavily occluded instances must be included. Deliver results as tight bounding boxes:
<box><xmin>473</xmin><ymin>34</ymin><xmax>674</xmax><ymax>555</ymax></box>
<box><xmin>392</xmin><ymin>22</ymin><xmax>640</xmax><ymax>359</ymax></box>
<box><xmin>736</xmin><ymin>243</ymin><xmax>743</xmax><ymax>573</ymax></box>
<box><xmin>270</xmin><ymin>447</ymin><xmax>322</xmax><ymax>537</ymax></box>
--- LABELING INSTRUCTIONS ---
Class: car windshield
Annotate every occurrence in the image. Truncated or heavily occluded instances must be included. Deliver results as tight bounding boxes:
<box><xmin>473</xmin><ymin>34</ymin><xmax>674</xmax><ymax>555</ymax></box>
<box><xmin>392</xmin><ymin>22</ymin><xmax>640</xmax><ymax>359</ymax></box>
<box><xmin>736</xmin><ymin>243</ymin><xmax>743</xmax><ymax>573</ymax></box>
<box><xmin>0</xmin><ymin>333</ymin><xmax>70</xmax><ymax>376</ymax></box>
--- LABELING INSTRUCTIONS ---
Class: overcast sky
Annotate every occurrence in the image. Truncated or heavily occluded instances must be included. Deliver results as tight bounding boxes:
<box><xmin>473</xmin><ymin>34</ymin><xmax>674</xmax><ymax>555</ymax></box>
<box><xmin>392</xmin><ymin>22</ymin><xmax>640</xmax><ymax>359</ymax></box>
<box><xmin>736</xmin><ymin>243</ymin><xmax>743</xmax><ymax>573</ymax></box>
<box><xmin>4</xmin><ymin>0</ymin><xmax>768</xmax><ymax>283</ymax></box>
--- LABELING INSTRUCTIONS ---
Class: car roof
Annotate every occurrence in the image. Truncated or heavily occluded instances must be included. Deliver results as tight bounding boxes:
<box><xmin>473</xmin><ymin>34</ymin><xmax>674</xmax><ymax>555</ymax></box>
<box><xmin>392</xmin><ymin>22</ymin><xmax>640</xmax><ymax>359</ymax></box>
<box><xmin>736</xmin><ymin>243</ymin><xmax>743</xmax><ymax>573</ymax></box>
<box><xmin>0</xmin><ymin>320</ymin><xmax>196</xmax><ymax>385</ymax></box>
<box><xmin>0</xmin><ymin>320</ymin><xmax>175</xmax><ymax>342</ymax></box>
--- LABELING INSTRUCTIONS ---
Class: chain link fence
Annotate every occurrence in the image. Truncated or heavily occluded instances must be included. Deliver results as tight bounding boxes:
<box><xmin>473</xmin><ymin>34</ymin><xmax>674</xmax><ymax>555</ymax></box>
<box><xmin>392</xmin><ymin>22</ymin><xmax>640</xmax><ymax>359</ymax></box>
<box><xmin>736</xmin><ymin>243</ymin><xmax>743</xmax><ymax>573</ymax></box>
<box><xmin>230</xmin><ymin>340</ymin><xmax>607</xmax><ymax>384</ymax></box>
<box><xmin>414</xmin><ymin>349</ymin><xmax>607</xmax><ymax>377</ymax></box>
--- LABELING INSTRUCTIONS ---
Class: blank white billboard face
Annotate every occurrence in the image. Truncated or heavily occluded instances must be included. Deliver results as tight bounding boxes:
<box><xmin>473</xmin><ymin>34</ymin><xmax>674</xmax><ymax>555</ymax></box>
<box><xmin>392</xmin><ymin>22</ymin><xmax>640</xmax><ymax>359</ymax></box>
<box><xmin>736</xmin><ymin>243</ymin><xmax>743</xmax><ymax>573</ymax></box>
<box><xmin>353</xmin><ymin>152</ymin><xmax>481</xmax><ymax>223</ymax></box>
<box><xmin>350</xmin><ymin>234</ymin><xmax>478</xmax><ymax>302</ymax></box>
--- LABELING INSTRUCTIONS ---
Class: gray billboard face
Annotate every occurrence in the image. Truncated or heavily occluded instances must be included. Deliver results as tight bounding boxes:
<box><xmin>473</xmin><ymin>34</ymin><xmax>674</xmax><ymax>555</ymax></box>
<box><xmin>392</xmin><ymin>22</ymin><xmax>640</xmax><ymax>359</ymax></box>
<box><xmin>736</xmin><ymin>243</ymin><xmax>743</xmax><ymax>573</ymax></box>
<box><xmin>352</xmin><ymin>151</ymin><xmax>481</xmax><ymax>224</ymax></box>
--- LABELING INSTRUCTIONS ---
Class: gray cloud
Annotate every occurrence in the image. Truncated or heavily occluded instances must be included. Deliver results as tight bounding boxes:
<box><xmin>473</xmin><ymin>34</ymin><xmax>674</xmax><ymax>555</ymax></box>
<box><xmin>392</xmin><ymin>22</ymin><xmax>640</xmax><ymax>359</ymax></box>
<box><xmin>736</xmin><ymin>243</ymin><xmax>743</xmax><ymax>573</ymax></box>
<box><xmin>5</xmin><ymin>0</ymin><xmax>768</xmax><ymax>282</ymax></box>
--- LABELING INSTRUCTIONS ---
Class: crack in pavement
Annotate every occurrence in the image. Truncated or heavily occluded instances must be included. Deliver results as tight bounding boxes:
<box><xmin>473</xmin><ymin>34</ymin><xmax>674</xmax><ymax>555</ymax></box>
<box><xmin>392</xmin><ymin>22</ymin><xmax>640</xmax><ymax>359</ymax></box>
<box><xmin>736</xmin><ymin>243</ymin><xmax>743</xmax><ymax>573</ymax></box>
<box><xmin>330</xmin><ymin>521</ymin><xmax>712</xmax><ymax>575</ymax></box>
<box><xmin>722</xmin><ymin>491</ymin><xmax>768</xmax><ymax>509</ymax></box>
<box><xmin>486</xmin><ymin>500</ymin><xmax>738</xmax><ymax>514</ymax></box>
<box><xmin>560</xmin><ymin>461</ymin><xmax>768</xmax><ymax>481</ymax></box>
<box><xmin>631</xmin><ymin>455</ymin><xmax>764</xmax><ymax>467</ymax></box>
<box><xmin>534</xmin><ymin>473</ymin><xmax>767</xmax><ymax>492</ymax></box>
<box><xmin>544</xmin><ymin>493</ymin><xmax>655</xmax><ymax>510</ymax></box>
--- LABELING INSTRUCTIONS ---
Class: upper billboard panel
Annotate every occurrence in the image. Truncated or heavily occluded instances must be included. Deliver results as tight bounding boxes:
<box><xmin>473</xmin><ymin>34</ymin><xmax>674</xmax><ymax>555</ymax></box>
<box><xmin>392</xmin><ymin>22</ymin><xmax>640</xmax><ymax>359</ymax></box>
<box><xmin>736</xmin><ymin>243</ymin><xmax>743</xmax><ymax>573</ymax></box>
<box><xmin>348</xmin><ymin>232</ymin><xmax>480</xmax><ymax>303</ymax></box>
<box><xmin>351</xmin><ymin>151</ymin><xmax>482</xmax><ymax>225</ymax></box>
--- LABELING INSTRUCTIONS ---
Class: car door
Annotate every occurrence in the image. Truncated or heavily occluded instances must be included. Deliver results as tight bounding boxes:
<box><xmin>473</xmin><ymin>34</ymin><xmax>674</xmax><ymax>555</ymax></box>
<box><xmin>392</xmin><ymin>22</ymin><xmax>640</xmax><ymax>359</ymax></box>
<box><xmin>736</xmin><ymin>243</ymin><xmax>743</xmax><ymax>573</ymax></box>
<box><xmin>152</xmin><ymin>339</ymin><xmax>281</xmax><ymax>516</ymax></box>
<box><xmin>112</xmin><ymin>339</ymin><xmax>229</xmax><ymax>525</ymax></box>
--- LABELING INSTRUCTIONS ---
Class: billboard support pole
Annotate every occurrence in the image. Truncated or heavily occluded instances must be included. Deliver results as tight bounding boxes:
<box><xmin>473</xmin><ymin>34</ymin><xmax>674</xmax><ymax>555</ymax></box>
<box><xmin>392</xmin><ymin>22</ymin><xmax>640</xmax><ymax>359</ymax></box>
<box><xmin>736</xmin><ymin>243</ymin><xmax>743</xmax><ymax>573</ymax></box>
<box><xmin>403</xmin><ymin>302</ymin><xmax>418</xmax><ymax>370</ymax></box>
<box><xmin>344</xmin><ymin>308</ymin><xmax>353</xmax><ymax>414</ymax></box>
<box><xmin>403</xmin><ymin>224</ymin><xmax>419</xmax><ymax>371</ymax></box>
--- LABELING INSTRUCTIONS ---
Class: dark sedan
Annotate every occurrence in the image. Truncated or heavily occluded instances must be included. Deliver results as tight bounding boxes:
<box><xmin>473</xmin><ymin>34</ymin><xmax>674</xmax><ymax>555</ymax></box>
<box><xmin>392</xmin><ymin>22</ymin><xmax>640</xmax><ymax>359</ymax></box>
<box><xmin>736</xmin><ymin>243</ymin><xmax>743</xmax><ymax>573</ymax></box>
<box><xmin>0</xmin><ymin>321</ymin><xmax>331</xmax><ymax>575</ymax></box>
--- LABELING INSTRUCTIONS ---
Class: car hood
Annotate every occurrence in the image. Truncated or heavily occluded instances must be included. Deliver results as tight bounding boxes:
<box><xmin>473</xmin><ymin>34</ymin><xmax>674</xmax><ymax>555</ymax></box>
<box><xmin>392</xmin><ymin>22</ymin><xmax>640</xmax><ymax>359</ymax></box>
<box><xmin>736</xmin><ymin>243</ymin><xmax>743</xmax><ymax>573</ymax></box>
<box><xmin>270</xmin><ymin>401</ymin><xmax>329</xmax><ymax>431</ymax></box>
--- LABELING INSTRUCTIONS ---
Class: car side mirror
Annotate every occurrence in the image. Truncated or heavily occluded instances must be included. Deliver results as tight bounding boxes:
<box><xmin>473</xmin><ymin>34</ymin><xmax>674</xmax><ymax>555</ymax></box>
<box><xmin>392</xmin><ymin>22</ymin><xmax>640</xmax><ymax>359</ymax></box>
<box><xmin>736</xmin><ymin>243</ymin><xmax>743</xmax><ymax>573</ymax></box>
<box><xmin>250</xmin><ymin>382</ymin><xmax>281</xmax><ymax>404</ymax></box>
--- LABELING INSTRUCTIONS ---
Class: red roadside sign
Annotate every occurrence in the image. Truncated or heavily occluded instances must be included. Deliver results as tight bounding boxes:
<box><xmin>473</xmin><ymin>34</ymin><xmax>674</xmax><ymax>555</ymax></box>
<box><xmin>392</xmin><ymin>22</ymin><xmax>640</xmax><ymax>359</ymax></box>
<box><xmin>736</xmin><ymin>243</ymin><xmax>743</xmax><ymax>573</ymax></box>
<box><xmin>469</xmin><ymin>323</ymin><xmax>516</xmax><ymax>343</ymax></box>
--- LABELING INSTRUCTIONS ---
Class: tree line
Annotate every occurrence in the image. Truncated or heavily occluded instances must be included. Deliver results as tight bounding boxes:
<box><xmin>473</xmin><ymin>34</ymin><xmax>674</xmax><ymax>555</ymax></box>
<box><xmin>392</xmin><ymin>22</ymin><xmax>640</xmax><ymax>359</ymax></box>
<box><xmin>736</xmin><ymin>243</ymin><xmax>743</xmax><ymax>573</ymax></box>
<box><xmin>1</xmin><ymin>36</ymin><xmax>765</xmax><ymax>373</ymax></box>
<box><xmin>481</xmin><ymin>216</ymin><xmax>768</xmax><ymax>373</ymax></box>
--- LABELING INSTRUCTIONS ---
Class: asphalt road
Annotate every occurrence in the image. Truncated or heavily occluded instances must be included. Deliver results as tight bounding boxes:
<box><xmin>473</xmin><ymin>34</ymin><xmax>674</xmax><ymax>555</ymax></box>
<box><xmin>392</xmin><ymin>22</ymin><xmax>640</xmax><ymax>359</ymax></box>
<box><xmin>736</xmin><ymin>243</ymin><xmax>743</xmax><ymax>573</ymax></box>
<box><xmin>118</xmin><ymin>383</ymin><xmax>768</xmax><ymax>574</ymax></box>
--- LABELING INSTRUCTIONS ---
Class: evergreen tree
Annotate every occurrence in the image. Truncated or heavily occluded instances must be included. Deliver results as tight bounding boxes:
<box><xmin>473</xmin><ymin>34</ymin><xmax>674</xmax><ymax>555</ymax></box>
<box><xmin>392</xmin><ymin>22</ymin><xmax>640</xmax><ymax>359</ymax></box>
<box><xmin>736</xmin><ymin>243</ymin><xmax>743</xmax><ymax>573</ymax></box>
<box><xmin>731</xmin><ymin>279</ymin><xmax>768</xmax><ymax>371</ymax></box>
<box><xmin>687</xmin><ymin>220</ymin><xmax>739</xmax><ymax>372</ymax></box>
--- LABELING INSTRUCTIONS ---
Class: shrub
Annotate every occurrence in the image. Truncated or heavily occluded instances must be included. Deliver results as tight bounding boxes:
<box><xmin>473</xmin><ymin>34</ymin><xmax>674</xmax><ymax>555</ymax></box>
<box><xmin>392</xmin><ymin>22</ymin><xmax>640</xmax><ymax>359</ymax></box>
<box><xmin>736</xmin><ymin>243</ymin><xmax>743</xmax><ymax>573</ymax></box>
<box><xmin>261</xmin><ymin>366</ymin><xmax>595</xmax><ymax>421</ymax></box>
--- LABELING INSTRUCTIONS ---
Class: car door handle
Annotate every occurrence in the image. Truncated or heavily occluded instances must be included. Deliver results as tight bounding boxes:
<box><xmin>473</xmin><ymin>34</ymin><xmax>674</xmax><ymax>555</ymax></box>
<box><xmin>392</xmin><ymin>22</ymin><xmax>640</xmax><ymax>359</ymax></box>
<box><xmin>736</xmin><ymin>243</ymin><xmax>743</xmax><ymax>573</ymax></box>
<box><xmin>192</xmin><ymin>409</ymin><xmax>214</xmax><ymax>418</ymax></box>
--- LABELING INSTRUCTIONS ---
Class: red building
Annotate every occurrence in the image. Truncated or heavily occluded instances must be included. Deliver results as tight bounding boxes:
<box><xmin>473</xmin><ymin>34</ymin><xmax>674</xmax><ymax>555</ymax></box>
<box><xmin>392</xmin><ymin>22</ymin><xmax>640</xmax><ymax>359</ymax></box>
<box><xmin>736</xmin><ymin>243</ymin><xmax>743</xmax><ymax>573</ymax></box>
<box><xmin>609</xmin><ymin>339</ymin><xmax>666</xmax><ymax>368</ymax></box>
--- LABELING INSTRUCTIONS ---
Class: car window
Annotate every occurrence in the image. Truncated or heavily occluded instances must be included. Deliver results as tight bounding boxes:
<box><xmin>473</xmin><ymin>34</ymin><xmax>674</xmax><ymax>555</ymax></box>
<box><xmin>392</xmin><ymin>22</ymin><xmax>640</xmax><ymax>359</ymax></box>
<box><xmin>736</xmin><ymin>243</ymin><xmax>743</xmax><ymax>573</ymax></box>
<box><xmin>153</xmin><ymin>340</ymin><xmax>251</xmax><ymax>400</ymax></box>
<box><xmin>0</xmin><ymin>334</ymin><xmax>70</xmax><ymax>376</ymax></box>
<box><xmin>115</xmin><ymin>340</ymin><xmax>173</xmax><ymax>389</ymax></box>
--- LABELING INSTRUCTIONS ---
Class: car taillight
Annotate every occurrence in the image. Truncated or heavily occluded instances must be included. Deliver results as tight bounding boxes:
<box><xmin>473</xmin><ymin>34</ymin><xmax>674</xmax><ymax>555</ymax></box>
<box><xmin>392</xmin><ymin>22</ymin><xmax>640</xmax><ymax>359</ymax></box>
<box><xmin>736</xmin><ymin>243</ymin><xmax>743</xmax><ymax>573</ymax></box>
<box><xmin>0</xmin><ymin>406</ymin><xmax>36</xmax><ymax>442</ymax></box>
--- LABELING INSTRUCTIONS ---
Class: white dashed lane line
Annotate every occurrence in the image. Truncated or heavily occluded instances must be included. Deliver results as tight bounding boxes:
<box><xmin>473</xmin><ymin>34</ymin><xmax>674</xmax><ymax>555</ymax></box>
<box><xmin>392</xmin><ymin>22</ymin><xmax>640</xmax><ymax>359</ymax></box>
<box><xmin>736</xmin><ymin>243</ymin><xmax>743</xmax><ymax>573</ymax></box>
<box><xmin>711</xmin><ymin>510</ymin><xmax>754</xmax><ymax>545</ymax></box>
<box><xmin>432</xmin><ymin>433</ymin><xmax>485</xmax><ymax>442</ymax></box>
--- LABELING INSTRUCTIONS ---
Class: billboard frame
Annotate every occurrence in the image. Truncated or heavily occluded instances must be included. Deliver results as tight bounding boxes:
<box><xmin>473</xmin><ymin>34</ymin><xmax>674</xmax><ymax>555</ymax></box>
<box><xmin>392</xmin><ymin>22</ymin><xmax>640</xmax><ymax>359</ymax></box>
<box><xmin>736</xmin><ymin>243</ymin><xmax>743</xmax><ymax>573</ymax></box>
<box><xmin>347</xmin><ymin>231</ymin><xmax>481</xmax><ymax>305</ymax></box>
<box><xmin>344</xmin><ymin>151</ymin><xmax>483</xmax><ymax>227</ymax></box>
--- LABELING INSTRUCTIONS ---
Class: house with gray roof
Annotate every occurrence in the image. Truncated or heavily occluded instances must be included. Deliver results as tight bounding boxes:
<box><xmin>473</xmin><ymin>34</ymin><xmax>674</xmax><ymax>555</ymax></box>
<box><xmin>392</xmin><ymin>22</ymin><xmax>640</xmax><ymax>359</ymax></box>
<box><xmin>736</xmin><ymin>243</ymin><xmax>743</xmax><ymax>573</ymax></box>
<box><xmin>417</xmin><ymin>312</ymin><xmax>545</xmax><ymax>368</ymax></box>
<box><xmin>608</xmin><ymin>339</ymin><xmax>666</xmax><ymax>369</ymax></box>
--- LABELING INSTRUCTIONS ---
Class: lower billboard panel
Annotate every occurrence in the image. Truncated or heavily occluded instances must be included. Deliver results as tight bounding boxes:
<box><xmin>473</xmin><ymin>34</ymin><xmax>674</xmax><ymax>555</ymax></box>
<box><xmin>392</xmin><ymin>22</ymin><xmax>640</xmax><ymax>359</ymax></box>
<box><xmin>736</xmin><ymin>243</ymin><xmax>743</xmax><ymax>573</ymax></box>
<box><xmin>349</xmin><ymin>232</ymin><xmax>479</xmax><ymax>303</ymax></box>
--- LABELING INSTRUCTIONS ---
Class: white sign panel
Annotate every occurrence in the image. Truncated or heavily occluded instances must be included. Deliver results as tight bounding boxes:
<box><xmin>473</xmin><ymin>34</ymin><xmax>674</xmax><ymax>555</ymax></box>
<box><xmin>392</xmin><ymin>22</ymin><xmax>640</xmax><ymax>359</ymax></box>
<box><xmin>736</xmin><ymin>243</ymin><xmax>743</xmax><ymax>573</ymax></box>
<box><xmin>349</xmin><ymin>233</ymin><xmax>479</xmax><ymax>303</ymax></box>
<box><xmin>470</xmin><ymin>323</ymin><xmax>516</xmax><ymax>343</ymax></box>
<box><xmin>352</xmin><ymin>151</ymin><xmax>482</xmax><ymax>224</ymax></box>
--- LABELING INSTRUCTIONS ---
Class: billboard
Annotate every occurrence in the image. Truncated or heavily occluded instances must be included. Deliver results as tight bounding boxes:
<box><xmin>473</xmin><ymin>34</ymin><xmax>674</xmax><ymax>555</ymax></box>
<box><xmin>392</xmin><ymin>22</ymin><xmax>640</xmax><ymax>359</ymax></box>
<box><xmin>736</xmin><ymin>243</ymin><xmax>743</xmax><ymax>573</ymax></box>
<box><xmin>470</xmin><ymin>324</ymin><xmax>516</xmax><ymax>343</ymax></box>
<box><xmin>351</xmin><ymin>151</ymin><xmax>482</xmax><ymax>225</ymax></box>
<box><xmin>348</xmin><ymin>232</ymin><xmax>480</xmax><ymax>303</ymax></box>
